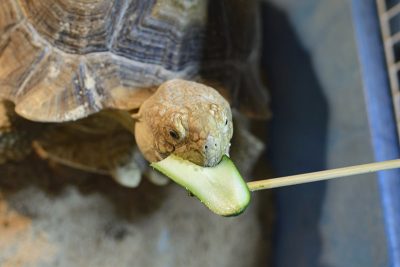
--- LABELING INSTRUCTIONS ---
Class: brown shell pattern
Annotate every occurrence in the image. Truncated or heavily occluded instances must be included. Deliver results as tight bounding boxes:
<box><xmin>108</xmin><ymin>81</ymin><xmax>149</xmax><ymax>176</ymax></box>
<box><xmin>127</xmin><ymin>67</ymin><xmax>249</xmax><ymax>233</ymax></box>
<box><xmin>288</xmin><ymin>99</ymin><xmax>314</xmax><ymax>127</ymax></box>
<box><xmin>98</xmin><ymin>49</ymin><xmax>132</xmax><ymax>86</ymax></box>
<box><xmin>0</xmin><ymin>0</ymin><xmax>269</xmax><ymax>122</ymax></box>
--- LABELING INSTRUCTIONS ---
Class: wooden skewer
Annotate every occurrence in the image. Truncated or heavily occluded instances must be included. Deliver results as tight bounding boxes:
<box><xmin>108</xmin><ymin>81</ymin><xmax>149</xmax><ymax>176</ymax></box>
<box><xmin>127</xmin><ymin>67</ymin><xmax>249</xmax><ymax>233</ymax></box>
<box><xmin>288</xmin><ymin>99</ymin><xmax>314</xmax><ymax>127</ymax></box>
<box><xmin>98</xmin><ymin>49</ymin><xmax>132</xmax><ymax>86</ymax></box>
<box><xmin>247</xmin><ymin>159</ymin><xmax>400</xmax><ymax>192</ymax></box>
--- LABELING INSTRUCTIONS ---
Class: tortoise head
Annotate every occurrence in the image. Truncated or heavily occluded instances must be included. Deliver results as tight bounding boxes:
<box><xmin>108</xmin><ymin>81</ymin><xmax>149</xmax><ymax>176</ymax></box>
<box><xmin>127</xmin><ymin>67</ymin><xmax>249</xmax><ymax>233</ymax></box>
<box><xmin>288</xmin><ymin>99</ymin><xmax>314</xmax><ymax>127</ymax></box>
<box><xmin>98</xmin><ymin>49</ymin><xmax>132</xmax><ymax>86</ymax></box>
<box><xmin>134</xmin><ymin>79</ymin><xmax>233</xmax><ymax>167</ymax></box>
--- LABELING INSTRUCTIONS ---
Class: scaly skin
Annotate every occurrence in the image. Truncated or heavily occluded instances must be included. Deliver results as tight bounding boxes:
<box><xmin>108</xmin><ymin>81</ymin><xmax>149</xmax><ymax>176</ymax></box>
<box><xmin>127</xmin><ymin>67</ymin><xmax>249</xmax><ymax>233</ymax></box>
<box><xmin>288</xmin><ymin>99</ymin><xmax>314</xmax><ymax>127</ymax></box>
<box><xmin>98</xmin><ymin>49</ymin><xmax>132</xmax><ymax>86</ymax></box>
<box><xmin>134</xmin><ymin>79</ymin><xmax>233</xmax><ymax>167</ymax></box>
<box><xmin>0</xmin><ymin>101</ymin><xmax>40</xmax><ymax>164</ymax></box>
<box><xmin>0</xmin><ymin>79</ymin><xmax>233</xmax><ymax>174</ymax></box>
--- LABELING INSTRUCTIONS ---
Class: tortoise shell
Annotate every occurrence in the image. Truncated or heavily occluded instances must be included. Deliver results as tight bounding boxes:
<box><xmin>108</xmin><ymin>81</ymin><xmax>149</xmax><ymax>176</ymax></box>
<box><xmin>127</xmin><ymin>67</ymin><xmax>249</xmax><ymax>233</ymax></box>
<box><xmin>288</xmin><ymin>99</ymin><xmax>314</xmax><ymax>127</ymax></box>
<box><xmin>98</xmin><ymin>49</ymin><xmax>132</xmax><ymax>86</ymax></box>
<box><xmin>0</xmin><ymin>0</ymin><xmax>269</xmax><ymax>122</ymax></box>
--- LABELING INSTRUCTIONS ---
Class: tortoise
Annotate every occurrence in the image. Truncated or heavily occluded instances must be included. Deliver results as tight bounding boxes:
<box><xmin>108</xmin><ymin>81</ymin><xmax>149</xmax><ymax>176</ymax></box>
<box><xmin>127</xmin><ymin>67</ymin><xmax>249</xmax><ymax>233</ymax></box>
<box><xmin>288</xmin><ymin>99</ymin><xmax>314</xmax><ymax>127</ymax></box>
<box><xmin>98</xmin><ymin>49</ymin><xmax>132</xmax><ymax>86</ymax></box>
<box><xmin>0</xmin><ymin>0</ymin><xmax>269</xmax><ymax>187</ymax></box>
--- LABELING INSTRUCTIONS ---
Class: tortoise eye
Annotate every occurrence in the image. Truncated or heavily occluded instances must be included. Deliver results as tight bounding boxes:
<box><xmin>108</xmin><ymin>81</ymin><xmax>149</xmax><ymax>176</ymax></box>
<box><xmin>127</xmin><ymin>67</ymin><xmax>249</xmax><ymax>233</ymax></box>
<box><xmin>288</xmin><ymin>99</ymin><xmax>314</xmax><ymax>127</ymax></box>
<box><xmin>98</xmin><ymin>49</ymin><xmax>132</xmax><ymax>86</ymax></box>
<box><xmin>169</xmin><ymin>130</ymin><xmax>180</xmax><ymax>140</ymax></box>
<box><xmin>225</xmin><ymin>119</ymin><xmax>228</xmax><ymax>125</ymax></box>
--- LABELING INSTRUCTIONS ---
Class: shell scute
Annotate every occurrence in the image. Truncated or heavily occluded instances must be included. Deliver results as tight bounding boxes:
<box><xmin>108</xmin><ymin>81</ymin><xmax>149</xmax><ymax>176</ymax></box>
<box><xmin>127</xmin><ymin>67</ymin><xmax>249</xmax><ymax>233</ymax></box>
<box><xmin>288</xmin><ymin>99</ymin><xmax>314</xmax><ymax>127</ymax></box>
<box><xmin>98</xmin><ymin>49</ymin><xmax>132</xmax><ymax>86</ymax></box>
<box><xmin>15</xmin><ymin>52</ymin><xmax>106</xmax><ymax>122</ymax></box>
<box><xmin>84</xmin><ymin>52</ymin><xmax>199</xmax><ymax>111</ymax></box>
<box><xmin>0</xmin><ymin>24</ymin><xmax>48</xmax><ymax>103</ymax></box>
<box><xmin>112</xmin><ymin>0</ymin><xmax>207</xmax><ymax>71</ymax></box>
<box><xmin>0</xmin><ymin>0</ymin><xmax>23</xmax><ymax>36</ymax></box>
<box><xmin>18</xmin><ymin>0</ymin><xmax>125</xmax><ymax>54</ymax></box>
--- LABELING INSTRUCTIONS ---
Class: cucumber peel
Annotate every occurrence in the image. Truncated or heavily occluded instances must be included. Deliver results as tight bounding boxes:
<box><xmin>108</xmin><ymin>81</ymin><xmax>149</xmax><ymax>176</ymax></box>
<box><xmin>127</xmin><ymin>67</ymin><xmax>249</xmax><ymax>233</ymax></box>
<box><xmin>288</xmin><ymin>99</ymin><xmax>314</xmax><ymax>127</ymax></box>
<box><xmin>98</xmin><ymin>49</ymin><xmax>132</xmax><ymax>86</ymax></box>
<box><xmin>151</xmin><ymin>155</ymin><xmax>251</xmax><ymax>216</ymax></box>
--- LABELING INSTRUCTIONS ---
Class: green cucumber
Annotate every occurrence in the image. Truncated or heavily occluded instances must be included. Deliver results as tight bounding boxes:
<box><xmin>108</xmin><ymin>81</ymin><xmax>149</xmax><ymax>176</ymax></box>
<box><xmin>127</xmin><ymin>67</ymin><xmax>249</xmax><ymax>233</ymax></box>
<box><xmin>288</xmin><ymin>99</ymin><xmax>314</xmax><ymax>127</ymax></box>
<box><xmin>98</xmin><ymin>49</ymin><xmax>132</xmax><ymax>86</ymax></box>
<box><xmin>151</xmin><ymin>155</ymin><xmax>251</xmax><ymax>216</ymax></box>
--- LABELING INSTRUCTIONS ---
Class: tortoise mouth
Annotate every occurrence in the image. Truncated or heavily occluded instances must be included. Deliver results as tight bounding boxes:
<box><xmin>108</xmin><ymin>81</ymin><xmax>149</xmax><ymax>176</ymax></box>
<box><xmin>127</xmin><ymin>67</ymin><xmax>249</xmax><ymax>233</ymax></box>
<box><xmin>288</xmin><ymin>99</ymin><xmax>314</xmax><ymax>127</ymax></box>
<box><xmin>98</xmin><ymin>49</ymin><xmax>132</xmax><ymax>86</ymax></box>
<box><xmin>170</xmin><ymin>149</ymin><xmax>224</xmax><ymax>168</ymax></box>
<box><xmin>170</xmin><ymin>150</ymin><xmax>203</xmax><ymax>166</ymax></box>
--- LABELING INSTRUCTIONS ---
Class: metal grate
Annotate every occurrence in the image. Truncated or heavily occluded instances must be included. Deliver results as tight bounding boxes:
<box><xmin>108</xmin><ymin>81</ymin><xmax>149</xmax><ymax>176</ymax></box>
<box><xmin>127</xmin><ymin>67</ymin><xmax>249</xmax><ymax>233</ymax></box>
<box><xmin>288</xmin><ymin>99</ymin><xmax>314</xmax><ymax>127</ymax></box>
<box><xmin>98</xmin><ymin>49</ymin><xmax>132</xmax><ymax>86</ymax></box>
<box><xmin>377</xmin><ymin>0</ymin><xmax>400</xmax><ymax>139</ymax></box>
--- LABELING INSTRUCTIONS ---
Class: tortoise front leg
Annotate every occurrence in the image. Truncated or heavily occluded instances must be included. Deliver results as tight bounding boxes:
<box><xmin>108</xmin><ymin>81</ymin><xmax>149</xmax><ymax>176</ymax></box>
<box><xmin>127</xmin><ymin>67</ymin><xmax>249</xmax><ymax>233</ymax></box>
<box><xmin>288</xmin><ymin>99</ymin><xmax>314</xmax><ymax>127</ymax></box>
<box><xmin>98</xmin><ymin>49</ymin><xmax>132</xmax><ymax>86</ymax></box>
<box><xmin>0</xmin><ymin>101</ymin><xmax>37</xmax><ymax>164</ymax></box>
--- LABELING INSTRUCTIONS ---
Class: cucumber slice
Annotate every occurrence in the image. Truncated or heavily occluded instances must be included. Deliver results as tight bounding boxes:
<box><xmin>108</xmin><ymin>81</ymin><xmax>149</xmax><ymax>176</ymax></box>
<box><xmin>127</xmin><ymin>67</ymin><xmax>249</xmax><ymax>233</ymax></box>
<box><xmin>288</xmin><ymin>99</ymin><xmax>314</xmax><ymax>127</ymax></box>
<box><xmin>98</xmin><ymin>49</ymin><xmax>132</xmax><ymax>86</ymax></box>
<box><xmin>151</xmin><ymin>155</ymin><xmax>251</xmax><ymax>216</ymax></box>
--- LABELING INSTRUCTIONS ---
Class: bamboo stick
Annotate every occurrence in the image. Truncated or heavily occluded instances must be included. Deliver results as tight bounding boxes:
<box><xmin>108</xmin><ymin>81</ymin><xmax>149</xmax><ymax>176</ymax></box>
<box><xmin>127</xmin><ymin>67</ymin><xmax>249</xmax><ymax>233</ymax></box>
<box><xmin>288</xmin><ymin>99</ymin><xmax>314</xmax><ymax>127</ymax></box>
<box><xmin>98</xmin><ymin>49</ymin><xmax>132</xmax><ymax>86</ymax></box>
<box><xmin>247</xmin><ymin>159</ymin><xmax>400</xmax><ymax>192</ymax></box>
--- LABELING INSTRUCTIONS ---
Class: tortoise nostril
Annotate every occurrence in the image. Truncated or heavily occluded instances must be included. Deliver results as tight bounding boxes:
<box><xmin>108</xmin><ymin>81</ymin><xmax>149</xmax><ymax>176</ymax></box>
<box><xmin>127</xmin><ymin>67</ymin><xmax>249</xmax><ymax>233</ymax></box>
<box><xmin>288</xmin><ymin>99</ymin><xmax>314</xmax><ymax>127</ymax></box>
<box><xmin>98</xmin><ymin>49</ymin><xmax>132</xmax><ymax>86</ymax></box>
<box><xmin>205</xmin><ymin>143</ymin><xmax>219</xmax><ymax>149</ymax></box>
